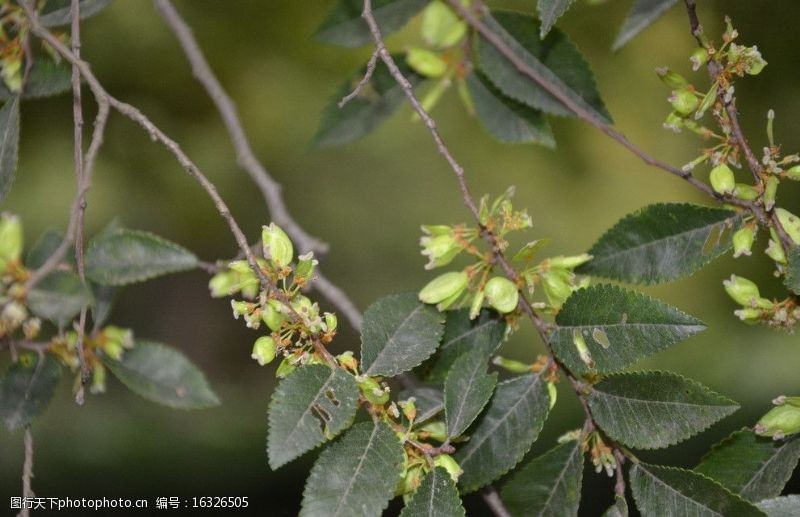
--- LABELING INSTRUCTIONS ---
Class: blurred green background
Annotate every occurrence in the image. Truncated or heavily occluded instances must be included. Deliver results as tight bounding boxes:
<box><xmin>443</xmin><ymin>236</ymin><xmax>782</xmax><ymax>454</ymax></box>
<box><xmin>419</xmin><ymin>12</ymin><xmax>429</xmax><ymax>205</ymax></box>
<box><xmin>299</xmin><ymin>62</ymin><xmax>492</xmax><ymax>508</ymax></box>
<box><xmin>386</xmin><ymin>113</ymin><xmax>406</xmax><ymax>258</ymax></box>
<box><xmin>2</xmin><ymin>0</ymin><xmax>799</xmax><ymax>515</ymax></box>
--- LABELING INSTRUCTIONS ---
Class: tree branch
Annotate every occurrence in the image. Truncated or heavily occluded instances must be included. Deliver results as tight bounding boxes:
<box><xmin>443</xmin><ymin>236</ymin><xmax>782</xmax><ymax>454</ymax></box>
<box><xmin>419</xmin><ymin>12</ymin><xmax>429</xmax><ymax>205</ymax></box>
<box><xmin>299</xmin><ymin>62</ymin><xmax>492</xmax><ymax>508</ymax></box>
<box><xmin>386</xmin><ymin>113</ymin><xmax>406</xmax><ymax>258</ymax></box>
<box><xmin>153</xmin><ymin>0</ymin><xmax>364</xmax><ymax>331</ymax></box>
<box><xmin>17</xmin><ymin>427</ymin><xmax>34</xmax><ymax>517</ymax></box>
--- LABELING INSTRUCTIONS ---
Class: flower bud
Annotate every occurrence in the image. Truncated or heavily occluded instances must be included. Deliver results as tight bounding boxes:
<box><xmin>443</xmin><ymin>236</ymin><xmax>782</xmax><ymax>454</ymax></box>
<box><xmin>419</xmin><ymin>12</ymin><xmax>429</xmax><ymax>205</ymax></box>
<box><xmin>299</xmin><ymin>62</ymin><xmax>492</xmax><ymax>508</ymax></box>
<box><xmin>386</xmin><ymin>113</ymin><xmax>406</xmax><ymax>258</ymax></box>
<box><xmin>295</xmin><ymin>252</ymin><xmax>318</xmax><ymax>281</ymax></box>
<box><xmin>208</xmin><ymin>271</ymin><xmax>236</xmax><ymax>298</ymax></box>
<box><xmin>709</xmin><ymin>164</ymin><xmax>735</xmax><ymax>195</ymax></box>
<box><xmin>734</xmin><ymin>307</ymin><xmax>762</xmax><ymax>323</ymax></box>
<box><xmin>324</xmin><ymin>312</ymin><xmax>338</xmax><ymax>333</ymax></box>
<box><xmin>2</xmin><ymin>301</ymin><xmax>27</xmax><ymax>328</ymax></box>
<box><xmin>547</xmin><ymin>254</ymin><xmax>593</xmax><ymax>270</ymax></box>
<box><xmin>755</xmin><ymin>402</ymin><xmax>800</xmax><ymax>439</ymax></box>
<box><xmin>670</xmin><ymin>88</ymin><xmax>700</xmax><ymax>116</ymax></box>
<box><xmin>764</xmin><ymin>176</ymin><xmax>778</xmax><ymax>211</ymax></box>
<box><xmin>765</xmin><ymin>233</ymin><xmax>787</xmax><ymax>264</ymax></box>
<box><xmin>399</xmin><ymin>398</ymin><xmax>416</xmax><ymax>421</ymax></box>
<box><xmin>419</xmin><ymin>271</ymin><xmax>468</xmax><ymax>305</ymax></box>
<box><xmin>103</xmin><ymin>340</ymin><xmax>125</xmax><ymax>361</ymax></box>
<box><xmin>262</xmin><ymin>301</ymin><xmax>286</xmax><ymax>332</ymax></box>
<box><xmin>420</xmin><ymin>227</ymin><xmax>464</xmax><ymax>270</ymax></box>
<box><xmin>547</xmin><ymin>382</ymin><xmax>557</xmax><ymax>411</ymax></box>
<box><xmin>492</xmin><ymin>355</ymin><xmax>531</xmax><ymax>374</ymax></box>
<box><xmin>262</xmin><ymin>223</ymin><xmax>293</xmax><ymax>268</ymax></box>
<box><xmin>251</xmin><ymin>336</ymin><xmax>277</xmax><ymax>366</ymax></box>
<box><xmin>421</xmin><ymin>0</ymin><xmax>466</xmax><ymax>48</ymax></box>
<box><xmin>358</xmin><ymin>376</ymin><xmax>389</xmax><ymax>406</ymax></box>
<box><xmin>689</xmin><ymin>47</ymin><xmax>710</xmax><ymax>71</ymax></box>
<box><xmin>776</xmin><ymin>208</ymin><xmax>800</xmax><ymax>245</ymax></box>
<box><xmin>742</xmin><ymin>46</ymin><xmax>767</xmax><ymax>75</ymax></box>
<box><xmin>90</xmin><ymin>364</ymin><xmax>107</xmax><ymax>394</ymax></box>
<box><xmin>419</xmin><ymin>420</ymin><xmax>447</xmax><ymax>442</ymax></box>
<box><xmin>231</xmin><ymin>300</ymin><xmax>251</xmax><ymax>319</ymax></box>
<box><xmin>484</xmin><ymin>276</ymin><xmax>519</xmax><ymax>314</ymax></box>
<box><xmin>733</xmin><ymin>183</ymin><xmax>759</xmax><ymax>201</ymax></box>
<box><xmin>541</xmin><ymin>269</ymin><xmax>574</xmax><ymax>308</ymax></box>
<box><xmin>336</xmin><ymin>351</ymin><xmax>358</xmax><ymax>371</ymax></box>
<box><xmin>104</xmin><ymin>326</ymin><xmax>133</xmax><ymax>348</ymax></box>
<box><xmin>433</xmin><ymin>455</ymin><xmax>463</xmax><ymax>482</ymax></box>
<box><xmin>655</xmin><ymin>67</ymin><xmax>689</xmax><ymax>89</ymax></box>
<box><xmin>0</xmin><ymin>213</ymin><xmax>23</xmax><ymax>272</ymax></box>
<box><xmin>468</xmin><ymin>289</ymin><xmax>485</xmax><ymax>320</ymax></box>
<box><xmin>784</xmin><ymin>165</ymin><xmax>800</xmax><ymax>181</ymax></box>
<box><xmin>732</xmin><ymin>226</ymin><xmax>755</xmax><ymax>258</ymax></box>
<box><xmin>406</xmin><ymin>47</ymin><xmax>448</xmax><ymax>78</ymax></box>
<box><xmin>663</xmin><ymin>112</ymin><xmax>684</xmax><ymax>132</ymax></box>
<box><xmin>723</xmin><ymin>275</ymin><xmax>770</xmax><ymax>308</ymax></box>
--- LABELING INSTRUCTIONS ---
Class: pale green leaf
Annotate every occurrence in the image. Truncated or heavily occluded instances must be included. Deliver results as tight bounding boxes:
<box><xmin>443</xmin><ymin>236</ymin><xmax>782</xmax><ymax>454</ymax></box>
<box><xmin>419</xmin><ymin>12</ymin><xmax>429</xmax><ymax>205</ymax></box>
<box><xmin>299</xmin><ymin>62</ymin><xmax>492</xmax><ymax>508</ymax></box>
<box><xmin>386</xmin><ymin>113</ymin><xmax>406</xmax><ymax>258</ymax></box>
<box><xmin>400</xmin><ymin>467</ymin><xmax>466</xmax><ymax>517</ymax></box>
<box><xmin>444</xmin><ymin>348</ymin><xmax>497</xmax><ymax>438</ymax></box>
<box><xmin>538</xmin><ymin>0</ymin><xmax>577</xmax><ymax>37</ymax></box>
<box><xmin>267</xmin><ymin>365</ymin><xmax>360</xmax><ymax>469</ymax></box>
<box><xmin>456</xmin><ymin>373</ymin><xmax>550</xmax><ymax>493</ymax></box>
<box><xmin>629</xmin><ymin>464</ymin><xmax>765</xmax><ymax>516</ymax></box>
<box><xmin>465</xmin><ymin>72</ymin><xmax>555</xmax><ymax>146</ymax></box>
<box><xmin>40</xmin><ymin>0</ymin><xmax>113</xmax><ymax>27</ymax></box>
<box><xmin>315</xmin><ymin>0</ymin><xmax>428</xmax><ymax>48</ymax></box>
<box><xmin>757</xmin><ymin>496</ymin><xmax>800</xmax><ymax>517</ymax></box>
<box><xmin>588</xmin><ymin>371</ymin><xmax>738</xmax><ymax>449</ymax></box>
<box><xmin>783</xmin><ymin>247</ymin><xmax>800</xmax><ymax>295</ymax></box>
<box><xmin>300</xmin><ymin>421</ymin><xmax>404</xmax><ymax>517</ymax></box>
<box><xmin>85</xmin><ymin>229</ymin><xmax>198</xmax><ymax>286</ymax></box>
<box><xmin>0</xmin><ymin>354</ymin><xmax>61</xmax><ymax>431</ymax></box>
<box><xmin>430</xmin><ymin>308</ymin><xmax>505</xmax><ymax>382</ymax></box>
<box><xmin>361</xmin><ymin>293</ymin><xmax>444</xmax><ymax>377</ymax></box>
<box><xmin>695</xmin><ymin>429</ymin><xmax>800</xmax><ymax>502</ymax></box>
<box><xmin>612</xmin><ymin>0</ymin><xmax>678</xmax><ymax>51</ymax></box>
<box><xmin>577</xmin><ymin>203</ymin><xmax>741</xmax><ymax>284</ymax></box>
<box><xmin>550</xmin><ymin>284</ymin><xmax>705</xmax><ymax>375</ymax></box>
<box><xmin>501</xmin><ymin>440</ymin><xmax>583</xmax><ymax>517</ymax></box>
<box><xmin>27</xmin><ymin>270</ymin><xmax>93</xmax><ymax>326</ymax></box>
<box><xmin>102</xmin><ymin>340</ymin><xmax>219</xmax><ymax>409</ymax></box>
<box><xmin>476</xmin><ymin>11</ymin><xmax>611</xmax><ymax>123</ymax></box>
<box><xmin>0</xmin><ymin>96</ymin><xmax>20</xmax><ymax>202</ymax></box>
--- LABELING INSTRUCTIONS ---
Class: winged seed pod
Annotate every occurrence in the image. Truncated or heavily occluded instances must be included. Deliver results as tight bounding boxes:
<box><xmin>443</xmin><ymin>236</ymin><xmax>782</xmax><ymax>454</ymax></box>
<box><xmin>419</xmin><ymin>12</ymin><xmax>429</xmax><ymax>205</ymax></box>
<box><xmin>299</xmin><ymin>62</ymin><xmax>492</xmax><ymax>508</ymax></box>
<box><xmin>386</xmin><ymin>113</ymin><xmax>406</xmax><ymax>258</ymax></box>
<box><xmin>755</xmin><ymin>401</ymin><xmax>800</xmax><ymax>439</ymax></box>
<box><xmin>732</xmin><ymin>226</ymin><xmax>755</xmax><ymax>257</ymax></box>
<box><xmin>0</xmin><ymin>213</ymin><xmax>23</xmax><ymax>272</ymax></box>
<box><xmin>670</xmin><ymin>88</ymin><xmax>700</xmax><ymax>116</ymax></box>
<box><xmin>484</xmin><ymin>276</ymin><xmax>519</xmax><ymax>314</ymax></box>
<box><xmin>262</xmin><ymin>223</ymin><xmax>293</xmax><ymax>268</ymax></box>
<box><xmin>418</xmin><ymin>271</ymin><xmax>468</xmax><ymax>306</ymax></box>
<box><xmin>775</xmin><ymin>208</ymin><xmax>800</xmax><ymax>244</ymax></box>
<box><xmin>723</xmin><ymin>275</ymin><xmax>772</xmax><ymax>309</ymax></box>
<box><xmin>251</xmin><ymin>336</ymin><xmax>277</xmax><ymax>366</ymax></box>
<box><xmin>689</xmin><ymin>47</ymin><xmax>710</xmax><ymax>71</ymax></box>
<box><xmin>709</xmin><ymin>164</ymin><xmax>736</xmax><ymax>195</ymax></box>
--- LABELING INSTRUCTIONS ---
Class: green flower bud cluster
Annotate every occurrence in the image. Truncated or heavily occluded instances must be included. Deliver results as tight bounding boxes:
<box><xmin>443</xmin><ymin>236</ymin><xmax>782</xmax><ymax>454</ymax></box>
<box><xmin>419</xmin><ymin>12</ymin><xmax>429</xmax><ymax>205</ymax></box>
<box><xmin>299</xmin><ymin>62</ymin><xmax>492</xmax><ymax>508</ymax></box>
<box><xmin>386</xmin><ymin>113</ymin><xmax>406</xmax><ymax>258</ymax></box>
<box><xmin>755</xmin><ymin>396</ymin><xmax>800</xmax><ymax>440</ymax></box>
<box><xmin>0</xmin><ymin>215</ymin><xmax>43</xmax><ymax>343</ymax></box>
<box><xmin>420</xmin><ymin>225</ymin><xmax>476</xmax><ymax>270</ymax></box>
<box><xmin>727</xmin><ymin>43</ymin><xmax>767</xmax><ymax>76</ymax></box>
<box><xmin>98</xmin><ymin>325</ymin><xmax>134</xmax><ymax>361</ymax></box>
<box><xmin>520</xmin><ymin>252</ymin><xmax>592</xmax><ymax>311</ymax></box>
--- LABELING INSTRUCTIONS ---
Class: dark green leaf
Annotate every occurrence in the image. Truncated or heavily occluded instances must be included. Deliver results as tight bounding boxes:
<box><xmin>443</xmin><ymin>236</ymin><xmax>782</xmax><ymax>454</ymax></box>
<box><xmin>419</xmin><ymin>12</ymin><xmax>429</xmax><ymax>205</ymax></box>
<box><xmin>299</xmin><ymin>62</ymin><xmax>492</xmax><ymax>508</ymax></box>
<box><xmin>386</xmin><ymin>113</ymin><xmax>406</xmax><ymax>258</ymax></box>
<box><xmin>27</xmin><ymin>270</ymin><xmax>93</xmax><ymax>326</ymax></box>
<box><xmin>315</xmin><ymin>0</ymin><xmax>427</xmax><ymax>48</ymax></box>
<box><xmin>90</xmin><ymin>282</ymin><xmax>119</xmax><ymax>328</ymax></box>
<box><xmin>267</xmin><ymin>365</ymin><xmax>360</xmax><ymax>469</ymax></box>
<box><xmin>361</xmin><ymin>293</ymin><xmax>444</xmax><ymax>377</ymax></box>
<box><xmin>456</xmin><ymin>373</ymin><xmax>550</xmax><ymax>493</ymax></box>
<box><xmin>26</xmin><ymin>229</ymin><xmax>70</xmax><ymax>270</ymax></box>
<box><xmin>0</xmin><ymin>354</ymin><xmax>61</xmax><ymax>431</ymax></box>
<box><xmin>85</xmin><ymin>229</ymin><xmax>198</xmax><ymax>286</ymax></box>
<box><xmin>301</xmin><ymin>421</ymin><xmax>404</xmax><ymax>517</ymax></box>
<box><xmin>695</xmin><ymin>429</ymin><xmax>800</xmax><ymax>502</ymax></box>
<box><xmin>430</xmin><ymin>309</ymin><xmax>505</xmax><ymax>382</ymax></box>
<box><xmin>444</xmin><ymin>348</ymin><xmax>497</xmax><ymax>438</ymax></box>
<box><xmin>612</xmin><ymin>0</ymin><xmax>678</xmax><ymax>51</ymax></box>
<box><xmin>501</xmin><ymin>440</ymin><xmax>583</xmax><ymax>517</ymax></box>
<box><xmin>588</xmin><ymin>371</ymin><xmax>738</xmax><ymax>449</ymax></box>
<box><xmin>629</xmin><ymin>463</ymin><xmax>765</xmax><ymax>516</ymax></box>
<box><xmin>0</xmin><ymin>96</ymin><xmax>20</xmax><ymax>202</ymax></box>
<box><xmin>40</xmin><ymin>0</ymin><xmax>113</xmax><ymax>27</ymax></box>
<box><xmin>400</xmin><ymin>467</ymin><xmax>466</xmax><ymax>517</ymax></box>
<box><xmin>400</xmin><ymin>386</ymin><xmax>444</xmax><ymax>423</ymax></box>
<box><xmin>783</xmin><ymin>247</ymin><xmax>800</xmax><ymax>295</ymax></box>
<box><xmin>0</xmin><ymin>59</ymin><xmax>72</xmax><ymax>101</ymax></box>
<box><xmin>476</xmin><ymin>11</ymin><xmax>611</xmax><ymax>123</ymax></box>
<box><xmin>550</xmin><ymin>284</ymin><xmax>705</xmax><ymax>375</ymax></box>
<box><xmin>538</xmin><ymin>0</ymin><xmax>577</xmax><ymax>37</ymax></box>
<box><xmin>757</xmin><ymin>496</ymin><xmax>800</xmax><ymax>517</ymax></box>
<box><xmin>465</xmin><ymin>72</ymin><xmax>555</xmax><ymax>146</ymax></box>
<box><xmin>603</xmin><ymin>496</ymin><xmax>629</xmax><ymax>517</ymax></box>
<box><xmin>578</xmin><ymin>203</ymin><xmax>741</xmax><ymax>284</ymax></box>
<box><xmin>102</xmin><ymin>340</ymin><xmax>219</xmax><ymax>409</ymax></box>
<box><xmin>313</xmin><ymin>57</ymin><xmax>423</xmax><ymax>148</ymax></box>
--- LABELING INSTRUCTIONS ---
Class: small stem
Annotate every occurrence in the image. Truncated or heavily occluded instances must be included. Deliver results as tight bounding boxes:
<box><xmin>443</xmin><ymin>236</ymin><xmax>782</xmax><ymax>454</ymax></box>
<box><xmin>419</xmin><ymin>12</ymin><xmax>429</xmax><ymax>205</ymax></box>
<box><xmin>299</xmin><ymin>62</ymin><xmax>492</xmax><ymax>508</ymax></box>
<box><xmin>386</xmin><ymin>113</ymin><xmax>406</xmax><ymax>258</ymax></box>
<box><xmin>17</xmin><ymin>427</ymin><xmax>34</xmax><ymax>517</ymax></box>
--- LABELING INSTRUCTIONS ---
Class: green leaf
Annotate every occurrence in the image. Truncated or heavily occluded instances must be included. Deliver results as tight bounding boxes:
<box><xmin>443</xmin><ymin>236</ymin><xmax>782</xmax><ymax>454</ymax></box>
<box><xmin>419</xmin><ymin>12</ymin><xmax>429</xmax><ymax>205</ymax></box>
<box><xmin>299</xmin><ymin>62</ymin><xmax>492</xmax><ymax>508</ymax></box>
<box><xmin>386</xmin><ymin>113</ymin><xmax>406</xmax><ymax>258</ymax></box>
<box><xmin>400</xmin><ymin>467</ymin><xmax>466</xmax><ymax>517</ymax></box>
<box><xmin>90</xmin><ymin>282</ymin><xmax>119</xmax><ymax>328</ymax></box>
<box><xmin>26</xmin><ymin>229</ymin><xmax>71</xmax><ymax>269</ymax></box>
<box><xmin>550</xmin><ymin>284</ymin><xmax>705</xmax><ymax>375</ymax></box>
<box><xmin>783</xmin><ymin>247</ymin><xmax>800</xmax><ymax>295</ymax></box>
<box><xmin>39</xmin><ymin>0</ymin><xmax>113</xmax><ymax>27</ymax></box>
<box><xmin>315</xmin><ymin>0</ymin><xmax>428</xmax><ymax>48</ymax></box>
<box><xmin>313</xmin><ymin>57</ymin><xmax>423</xmax><ymax>148</ymax></box>
<box><xmin>465</xmin><ymin>72</ymin><xmax>555</xmax><ymax>147</ymax></box>
<box><xmin>400</xmin><ymin>386</ymin><xmax>444</xmax><ymax>423</ymax></box>
<box><xmin>27</xmin><ymin>270</ymin><xmax>93</xmax><ymax>326</ymax></box>
<box><xmin>578</xmin><ymin>203</ymin><xmax>741</xmax><ymax>284</ymax></box>
<box><xmin>267</xmin><ymin>365</ymin><xmax>360</xmax><ymax>469</ymax></box>
<box><xmin>538</xmin><ymin>0</ymin><xmax>577</xmax><ymax>37</ymax></box>
<box><xmin>300</xmin><ymin>421</ymin><xmax>404</xmax><ymax>517</ymax></box>
<box><xmin>455</xmin><ymin>373</ymin><xmax>550</xmax><ymax>493</ymax></box>
<box><xmin>0</xmin><ymin>59</ymin><xmax>72</xmax><ymax>101</ymax></box>
<box><xmin>501</xmin><ymin>440</ymin><xmax>583</xmax><ymax>517</ymax></box>
<box><xmin>612</xmin><ymin>0</ymin><xmax>678</xmax><ymax>51</ymax></box>
<box><xmin>85</xmin><ymin>229</ymin><xmax>198</xmax><ymax>286</ymax></box>
<box><xmin>102</xmin><ymin>340</ymin><xmax>219</xmax><ymax>409</ymax></box>
<box><xmin>757</xmin><ymin>496</ymin><xmax>800</xmax><ymax>517</ymax></box>
<box><xmin>695</xmin><ymin>429</ymin><xmax>800</xmax><ymax>502</ymax></box>
<box><xmin>0</xmin><ymin>354</ymin><xmax>61</xmax><ymax>431</ymax></box>
<box><xmin>0</xmin><ymin>96</ymin><xmax>20</xmax><ymax>202</ymax></box>
<box><xmin>430</xmin><ymin>308</ymin><xmax>506</xmax><ymax>382</ymax></box>
<box><xmin>588</xmin><ymin>371</ymin><xmax>739</xmax><ymax>449</ymax></box>
<box><xmin>361</xmin><ymin>293</ymin><xmax>444</xmax><ymax>377</ymax></box>
<box><xmin>476</xmin><ymin>11</ymin><xmax>611</xmax><ymax>124</ymax></box>
<box><xmin>629</xmin><ymin>463</ymin><xmax>765</xmax><ymax>516</ymax></box>
<box><xmin>444</xmin><ymin>348</ymin><xmax>497</xmax><ymax>438</ymax></box>
<box><xmin>602</xmin><ymin>496</ymin><xmax>629</xmax><ymax>517</ymax></box>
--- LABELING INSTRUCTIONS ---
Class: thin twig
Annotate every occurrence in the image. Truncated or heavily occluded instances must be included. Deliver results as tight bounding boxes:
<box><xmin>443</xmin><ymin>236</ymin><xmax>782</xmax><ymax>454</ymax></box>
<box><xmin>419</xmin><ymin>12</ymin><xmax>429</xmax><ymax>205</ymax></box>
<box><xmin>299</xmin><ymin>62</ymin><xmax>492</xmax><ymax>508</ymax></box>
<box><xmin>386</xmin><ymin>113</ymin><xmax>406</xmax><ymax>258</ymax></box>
<box><xmin>480</xmin><ymin>486</ymin><xmax>512</xmax><ymax>517</ymax></box>
<box><xmin>17</xmin><ymin>427</ymin><xmax>34</xmax><ymax>517</ymax></box>
<box><xmin>153</xmin><ymin>0</ymin><xmax>364</xmax><ymax>331</ymax></box>
<box><xmin>338</xmin><ymin>49</ymin><xmax>379</xmax><ymax>108</ymax></box>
